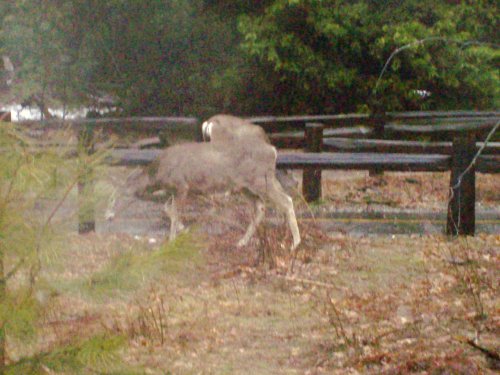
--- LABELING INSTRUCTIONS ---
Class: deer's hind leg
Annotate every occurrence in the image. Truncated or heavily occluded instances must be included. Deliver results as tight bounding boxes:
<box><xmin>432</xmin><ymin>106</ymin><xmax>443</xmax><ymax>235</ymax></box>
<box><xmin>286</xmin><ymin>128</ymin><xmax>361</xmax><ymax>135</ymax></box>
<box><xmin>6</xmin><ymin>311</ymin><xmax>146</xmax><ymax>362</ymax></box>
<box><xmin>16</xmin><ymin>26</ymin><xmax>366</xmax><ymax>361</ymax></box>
<box><xmin>237</xmin><ymin>198</ymin><xmax>265</xmax><ymax>248</ymax></box>
<box><xmin>164</xmin><ymin>195</ymin><xmax>185</xmax><ymax>241</ymax></box>
<box><xmin>266</xmin><ymin>178</ymin><xmax>301</xmax><ymax>251</ymax></box>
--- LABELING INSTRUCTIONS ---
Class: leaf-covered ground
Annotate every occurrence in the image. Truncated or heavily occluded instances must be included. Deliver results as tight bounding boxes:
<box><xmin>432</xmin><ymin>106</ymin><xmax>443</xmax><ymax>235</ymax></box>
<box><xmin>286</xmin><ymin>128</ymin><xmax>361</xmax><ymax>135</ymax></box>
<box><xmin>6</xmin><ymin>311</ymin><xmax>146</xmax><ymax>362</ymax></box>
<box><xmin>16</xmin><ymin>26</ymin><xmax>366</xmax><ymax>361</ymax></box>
<box><xmin>17</xmin><ymin>168</ymin><xmax>499</xmax><ymax>374</ymax></box>
<box><xmin>320</xmin><ymin>170</ymin><xmax>499</xmax><ymax>211</ymax></box>
<box><xmin>26</xmin><ymin>230</ymin><xmax>498</xmax><ymax>374</ymax></box>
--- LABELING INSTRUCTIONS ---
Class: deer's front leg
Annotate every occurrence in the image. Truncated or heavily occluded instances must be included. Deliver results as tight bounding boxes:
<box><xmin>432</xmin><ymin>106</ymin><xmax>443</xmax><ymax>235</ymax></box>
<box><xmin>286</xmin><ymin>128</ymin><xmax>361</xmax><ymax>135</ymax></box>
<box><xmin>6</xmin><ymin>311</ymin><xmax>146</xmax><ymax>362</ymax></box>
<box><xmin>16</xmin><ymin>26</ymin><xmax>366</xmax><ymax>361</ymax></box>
<box><xmin>164</xmin><ymin>195</ymin><xmax>185</xmax><ymax>241</ymax></box>
<box><xmin>237</xmin><ymin>198</ymin><xmax>265</xmax><ymax>248</ymax></box>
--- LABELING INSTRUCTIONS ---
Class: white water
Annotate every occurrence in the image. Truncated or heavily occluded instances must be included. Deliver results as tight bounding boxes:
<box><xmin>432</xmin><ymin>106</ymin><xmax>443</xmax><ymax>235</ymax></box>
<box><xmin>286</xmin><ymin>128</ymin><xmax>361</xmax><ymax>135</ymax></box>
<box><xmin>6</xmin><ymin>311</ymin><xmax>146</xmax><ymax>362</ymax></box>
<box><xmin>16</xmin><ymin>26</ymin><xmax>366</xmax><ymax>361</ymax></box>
<box><xmin>0</xmin><ymin>104</ymin><xmax>90</xmax><ymax>121</ymax></box>
<box><xmin>0</xmin><ymin>104</ymin><xmax>115</xmax><ymax>121</ymax></box>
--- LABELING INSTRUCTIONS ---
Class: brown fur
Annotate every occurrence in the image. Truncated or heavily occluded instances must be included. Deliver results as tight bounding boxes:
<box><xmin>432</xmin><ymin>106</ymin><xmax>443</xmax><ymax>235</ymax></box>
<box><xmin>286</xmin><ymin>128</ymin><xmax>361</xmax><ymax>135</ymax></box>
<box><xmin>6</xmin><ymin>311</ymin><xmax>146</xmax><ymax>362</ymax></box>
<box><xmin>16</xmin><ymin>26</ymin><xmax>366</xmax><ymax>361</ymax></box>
<box><xmin>134</xmin><ymin>115</ymin><xmax>301</xmax><ymax>250</ymax></box>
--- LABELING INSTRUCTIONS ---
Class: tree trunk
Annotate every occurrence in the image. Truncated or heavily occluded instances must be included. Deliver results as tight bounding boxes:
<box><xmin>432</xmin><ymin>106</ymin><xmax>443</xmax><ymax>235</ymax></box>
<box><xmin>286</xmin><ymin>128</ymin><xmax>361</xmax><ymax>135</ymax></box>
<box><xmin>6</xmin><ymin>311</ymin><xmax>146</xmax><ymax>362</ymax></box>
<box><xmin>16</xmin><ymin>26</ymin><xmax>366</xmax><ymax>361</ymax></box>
<box><xmin>0</xmin><ymin>253</ymin><xmax>6</xmax><ymax>375</ymax></box>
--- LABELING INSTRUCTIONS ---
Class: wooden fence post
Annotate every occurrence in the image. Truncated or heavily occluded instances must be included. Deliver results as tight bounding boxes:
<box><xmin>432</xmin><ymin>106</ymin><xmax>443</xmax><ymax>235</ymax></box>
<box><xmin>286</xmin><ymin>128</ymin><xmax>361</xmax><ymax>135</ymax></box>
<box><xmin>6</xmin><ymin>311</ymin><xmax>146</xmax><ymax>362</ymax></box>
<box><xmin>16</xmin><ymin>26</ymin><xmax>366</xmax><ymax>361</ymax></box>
<box><xmin>303</xmin><ymin>123</ymin><xmax>323</xmax><ymax>202</ymax></box>
<box><xmin>195</xmin><ymin>118</ymin><xmax>203</xmax><ymax>142</ymax></box>
<box><xmin>369</xmin><ymin>112</ymin><xmax>386</xmax><ymax>176</ymax></box>
<box><xmin>447</xmin><ymin>131</ymin><xmax>476</xmax><ymax>236</ymax></box>
<box><xmin>77</xmin><ymin>124</ymin><xmax>96</xmax><ymax>234</ymax></box>
<box><xmin>0</xmin><ymin>111</ymin><xmax>10</xmax><ymax>372</ymax></box>
<box><xmin>0</xmin><ymin>111</ymin><xmax>11</xmax><ymax>122</ymax></box>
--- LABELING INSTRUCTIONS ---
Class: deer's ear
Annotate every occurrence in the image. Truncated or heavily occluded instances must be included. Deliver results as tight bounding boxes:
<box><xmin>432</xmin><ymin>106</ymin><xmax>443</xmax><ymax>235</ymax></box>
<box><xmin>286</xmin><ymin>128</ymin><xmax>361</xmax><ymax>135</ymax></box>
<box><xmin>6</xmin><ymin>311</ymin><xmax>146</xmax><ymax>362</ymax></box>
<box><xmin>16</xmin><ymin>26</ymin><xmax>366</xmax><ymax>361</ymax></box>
<box><xmin>202</xmin><ymin>121</ymin><xmax>214</xmax><ymax>141</ymax></box>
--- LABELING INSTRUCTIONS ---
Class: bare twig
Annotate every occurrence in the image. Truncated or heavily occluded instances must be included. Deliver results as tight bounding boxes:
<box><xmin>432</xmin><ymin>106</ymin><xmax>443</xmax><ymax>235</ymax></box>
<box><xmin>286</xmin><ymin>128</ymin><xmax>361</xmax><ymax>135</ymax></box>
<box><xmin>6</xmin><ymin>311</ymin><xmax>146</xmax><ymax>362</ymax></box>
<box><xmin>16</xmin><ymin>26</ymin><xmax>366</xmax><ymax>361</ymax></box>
<box><xmin>374</xmin><ymin>37</ymin><xmax>499</xmax><ymax>95</ymax></box>
<box><xmin>447</xmin><ymin>120</ymin><xmax>499</xmax><ymax>233</ymax></box>
<box><xmin>276</xmin><ymin>274</ymin><xmax>337</xmax><ymax>289</ymax></box>
<box><xmin>4</xmin><ymin>259</ymin><xmax>25</xmax><ymax>281</ymax></box>
<box><xmin>455</xmin><ymin>335</ymin><xmax>500</xmax><ymax>367</ymax></box>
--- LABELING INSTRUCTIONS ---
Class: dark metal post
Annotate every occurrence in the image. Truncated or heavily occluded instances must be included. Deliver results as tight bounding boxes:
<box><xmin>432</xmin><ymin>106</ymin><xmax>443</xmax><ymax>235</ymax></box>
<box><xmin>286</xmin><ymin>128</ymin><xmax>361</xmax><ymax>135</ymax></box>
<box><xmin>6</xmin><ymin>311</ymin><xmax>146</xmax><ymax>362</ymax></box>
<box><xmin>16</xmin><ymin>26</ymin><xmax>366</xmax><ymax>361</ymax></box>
<box><xmin>78</xmin><ymin>124</ymin><xmax>96</xmax><ymax>234</ymax></box>
<box><xmin>447</xmin><ymin>131</ymin><xmax>476</xmax><ymax>236</ymax></box>
<box><xmin>303</xmin><ymin>123</ymin><xmax>323</xmax><ymax>202</ymax></box>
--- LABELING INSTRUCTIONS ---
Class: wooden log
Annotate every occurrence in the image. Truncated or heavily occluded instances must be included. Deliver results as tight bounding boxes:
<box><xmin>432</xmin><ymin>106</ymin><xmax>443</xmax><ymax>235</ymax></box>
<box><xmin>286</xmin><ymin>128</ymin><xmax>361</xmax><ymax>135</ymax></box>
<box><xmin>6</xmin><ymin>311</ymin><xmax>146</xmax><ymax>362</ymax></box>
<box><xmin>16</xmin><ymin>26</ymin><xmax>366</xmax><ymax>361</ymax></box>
<box><xmin>323</xmin><ymin>138</ymin><xmax>500</xmax><ymax>155</ymax></box>
<box><xmin>276</xmin><ymin>152</ymin><xmax>451</xmax><ymax>172</ymax></box>
<box><xmin>131</xmin><ymin>136</ymin><xmax>161</xmax><ymax>149</ymax></box>
<box><xmin>385</xmin><ymin>121</ymin><xmax>498</xmax><ymax>134</ymax></box>
<box><xmin>77</xmin><ymin>125</ymin><xmax>96</xmax><ymax>234</ymax></box>
<box><xmin>248</xmin><ymin>114</ymin><xmax>369</xmax><ymax>131</ymax></box>
<box><xmin>269</xmin><ymin>120</ymin><xmax>498</xmax><ymax>142</ymax></box>
<box><xmin>302</xmin><ymin>123</ymin><xmax>324</xmax><ymax>202</ymax></box>
<box><xmin>447</xmin><ymin>132</ymin><xmax>476</xmax><ymax>236</ymax></box>
<box><xmin>251</xmin><ymin>112</ymin><xmax>499</xmax><ymax>134</ymax></box>
<box><xmin>249</xmin><ymin>111</ymin><xmax>499</xmax><ymax>126</ymax></box>
<box><xmin>107</xmin><ymin>148</ymin><xmax>466</xmax><ymax>173</ymax></box>
<box><xmin>269</xmin><ymin>127</ymin><xmax>372</xmax><ymax>148</ymax></box>
<box><xmin>17</xmin><ymin>116</ymin><xmax>198</xmax><ymax>126</ymax></box>
<box><xmin>400</xmin><ymin>117</ymin><xmax>500</xmax><ymax>124</ymax></box>
<box><xmin>389</xmin><ymin>110</ymin><xmax>500</xmax><ymax>121</ymax></box>
<box><xmin>108</xmin><ymin>148</ymin><xmax>498</xmax><ymax>173</ymax></box>
<box><xmin>16</xmin><ymin>116</ymin><xmax>199</xmax><ymax>134</ymax></box>
<box><xmin>14</xmin><ymin>112</ymin><xmax>498</xmax><ymax>139</ymax></box>
<box><xmin>269</xmin><ymin>134</ymin><xmax>304</xmax><ymax>149</ymax></box>
<box><xmin>379</xmin><ymin>121</ymin><xmax>498</xmax><ymax>142</ymax></box>
<box><xmin>323</xmin><ymin>127</ymin><xmax>372</xmax><ymax>137</ymax></box>
<box><xmin>109</xmin><ymin>149</ymin><xmax>162</xmax><ymax>165</ymax></box>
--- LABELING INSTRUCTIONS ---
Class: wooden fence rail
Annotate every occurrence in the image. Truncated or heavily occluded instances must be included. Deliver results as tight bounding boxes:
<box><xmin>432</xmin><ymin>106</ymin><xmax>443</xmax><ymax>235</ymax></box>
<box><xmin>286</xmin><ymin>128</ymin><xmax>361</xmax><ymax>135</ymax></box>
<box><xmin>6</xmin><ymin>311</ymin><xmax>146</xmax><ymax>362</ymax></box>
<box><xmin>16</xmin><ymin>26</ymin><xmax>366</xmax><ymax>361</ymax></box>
<box><xmin>321</xmin><ymin>138</ymin><xmax>500</xmax><ymax>155</ymax></box>
<box><xmin>268</xmin><ymin>116</ymin><xmax>499</xmax><ymax>236</ymax></box>
<box><xmin>7</xmin><ymin>111</ymin><xmax>499</xmax><ymax>236</ymax></box>
<box><xmin>249</xmin><ymin>111</ymin><xmax>500</xmax><ymax>134</ymax></box>
<box><xmin>109</xmin><ymin>149</ymin><xmax>497</xmax><ymax>173</ymax></box>
<box><xmin>254</xmin><ymin>112</ymin><xmax>498</xmax><ymax>236</ymax></box>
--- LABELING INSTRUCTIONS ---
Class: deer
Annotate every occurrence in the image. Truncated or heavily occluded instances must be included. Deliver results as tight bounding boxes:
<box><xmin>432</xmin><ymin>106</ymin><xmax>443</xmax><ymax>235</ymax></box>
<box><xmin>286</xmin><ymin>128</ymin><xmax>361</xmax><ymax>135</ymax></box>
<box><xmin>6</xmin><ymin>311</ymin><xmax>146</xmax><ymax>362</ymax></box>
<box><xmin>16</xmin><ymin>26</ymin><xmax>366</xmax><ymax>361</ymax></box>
<box><xmin>132</xmin><ymin>114</ymin><xmax>301</xmax><ymax>251</ymax></box>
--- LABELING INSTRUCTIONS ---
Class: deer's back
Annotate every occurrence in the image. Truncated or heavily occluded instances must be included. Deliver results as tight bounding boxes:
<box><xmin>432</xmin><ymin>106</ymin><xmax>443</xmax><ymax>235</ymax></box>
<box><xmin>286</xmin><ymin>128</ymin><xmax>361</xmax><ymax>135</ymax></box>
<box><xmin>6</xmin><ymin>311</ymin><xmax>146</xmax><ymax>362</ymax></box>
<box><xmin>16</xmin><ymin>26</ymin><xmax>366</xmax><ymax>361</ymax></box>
<box><xmin>204</xmin><ymin>114</ymin><xmax>270</xmax><ymax>145</ymax></box>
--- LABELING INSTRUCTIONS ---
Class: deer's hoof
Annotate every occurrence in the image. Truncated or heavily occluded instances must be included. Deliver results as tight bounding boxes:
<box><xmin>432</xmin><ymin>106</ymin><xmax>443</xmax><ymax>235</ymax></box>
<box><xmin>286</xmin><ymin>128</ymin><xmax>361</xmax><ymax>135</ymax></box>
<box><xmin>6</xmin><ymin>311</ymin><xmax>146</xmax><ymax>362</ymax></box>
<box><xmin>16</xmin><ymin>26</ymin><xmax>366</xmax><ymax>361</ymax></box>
<box><xmin>105</xmin><ymin>210</ymin><xmax>115</xmax><ymax>221</ymax></box>
<box><xmin>237</xmin><ymin>239</ymin><xmax>249</xmax><ymax>248</ymax></box>
<box><xmin>291</xmin><ymin>240</ymin><xmax>301</xmax><ymax>252</ymax></box>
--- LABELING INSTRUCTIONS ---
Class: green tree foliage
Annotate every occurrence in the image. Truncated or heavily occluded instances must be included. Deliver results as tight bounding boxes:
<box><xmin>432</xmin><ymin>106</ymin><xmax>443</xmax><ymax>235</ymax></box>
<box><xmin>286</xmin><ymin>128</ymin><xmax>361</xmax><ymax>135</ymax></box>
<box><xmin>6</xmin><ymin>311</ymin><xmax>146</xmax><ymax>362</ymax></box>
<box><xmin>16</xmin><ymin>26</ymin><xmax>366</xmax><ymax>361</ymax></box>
<box><xmin>0</xmin><ymin>123</ymin><xmax>203</xmax><ymax>374</ymax></box>
<box><xmin>238</xmin><ymin>0</ymin><xmax>499</xmax><ymax>113</ymax></box>
<box><xmin>0</xmin><ymin>0</ymin><xmax>96</xmax><ymax>112</ymax></box>
<box><xmin>1</xmin><ymin>0</ymin><xmax>264</xmax><ymax>116</ymax></box>
<box><xmin>1</xmin><ymin>0</ymin><xmax>498</xmax><ymax>115</ymax></box>
<box><xmin>0</xmin><ymin>123</ymin><xmax>188</xmax><ymax>373</ymax></box>
<box><xmin>0</xmin><ymin>123</ymin><xmax>120</xmax><ymax>373</ymax></box>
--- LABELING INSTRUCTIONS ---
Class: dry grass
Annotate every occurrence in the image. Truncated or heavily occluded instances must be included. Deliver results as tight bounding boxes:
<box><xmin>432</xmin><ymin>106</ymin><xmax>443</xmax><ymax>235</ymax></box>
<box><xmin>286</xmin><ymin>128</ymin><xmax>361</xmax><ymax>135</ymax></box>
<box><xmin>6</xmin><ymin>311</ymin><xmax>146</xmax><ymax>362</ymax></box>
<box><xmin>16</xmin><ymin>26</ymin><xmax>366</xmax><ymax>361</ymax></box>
<box><xmin>12</xmin><ymin>166</ymin><xmax>498</xmax><ymax>373</ymax></box>
<box><xmin>17</xmin><ymin>226</ymin><xmax>498</xmax><ymax>374</ymax></box>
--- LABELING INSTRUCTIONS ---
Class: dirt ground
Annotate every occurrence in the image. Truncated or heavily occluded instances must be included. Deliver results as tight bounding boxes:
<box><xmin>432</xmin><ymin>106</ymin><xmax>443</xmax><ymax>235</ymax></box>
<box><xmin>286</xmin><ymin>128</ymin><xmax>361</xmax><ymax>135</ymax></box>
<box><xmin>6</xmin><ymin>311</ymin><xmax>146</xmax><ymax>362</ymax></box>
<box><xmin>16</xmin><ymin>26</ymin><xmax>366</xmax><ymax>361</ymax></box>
<box><xmin>30</xmin><ymin>229</ymin><xmax>499</xmax><ymax>374</ymax></box>
<box><xmin>19</xmin><ymin>169</ymin><xmax>499</xmax><ymax>374</ymax></box>
<box><xmin>91</xmin><ymin>168</ymin><xmax>499</xmax><ymax>238</ymax></box>
<box><xmin>320</xmin><ymin>170</ymin><xmax>499</xmax><ymax>212</ymax></box>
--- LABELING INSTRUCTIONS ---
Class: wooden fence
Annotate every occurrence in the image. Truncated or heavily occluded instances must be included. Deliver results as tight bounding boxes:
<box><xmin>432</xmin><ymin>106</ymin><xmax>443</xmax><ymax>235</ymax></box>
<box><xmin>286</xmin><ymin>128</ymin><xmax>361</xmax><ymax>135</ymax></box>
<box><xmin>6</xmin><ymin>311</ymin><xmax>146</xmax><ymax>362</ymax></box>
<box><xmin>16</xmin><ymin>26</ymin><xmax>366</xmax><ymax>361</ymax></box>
<box><xmin>252</xmin><ymin>112</ymin><xmax>499</xmax><ymax>236</ymax></box>
<box><xmin>8</xmin><ymin>111</ymin><xmax>500</xmax><ymax>237</ymax></box>
<box><xmin>0</xmin><ymin>111</ymin><xmax>11</xmax><ymax>122</ymax></box>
